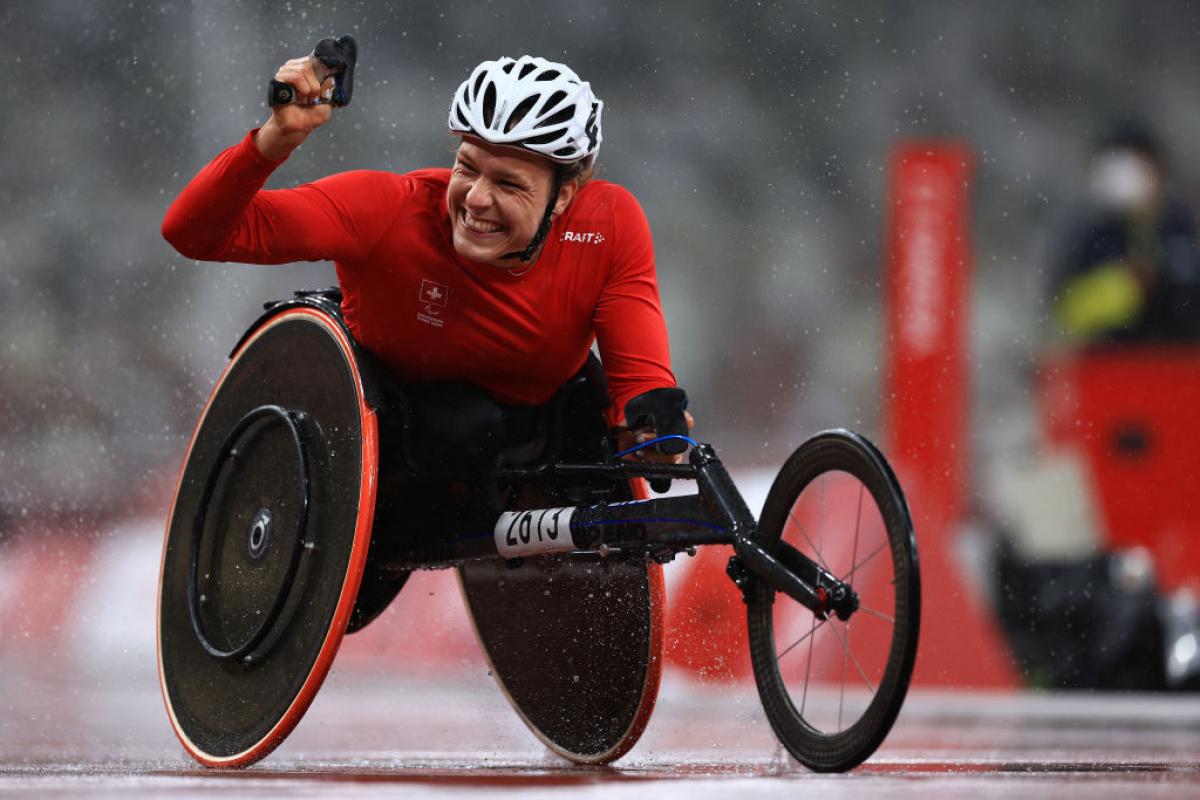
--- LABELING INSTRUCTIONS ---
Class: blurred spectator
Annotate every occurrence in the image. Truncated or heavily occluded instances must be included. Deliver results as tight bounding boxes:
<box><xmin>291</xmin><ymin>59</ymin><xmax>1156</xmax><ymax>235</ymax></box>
<box><xmin>1051</xmin><ymin>121</ymin><xmax>1200</xmax><ymax>343</ymax></box>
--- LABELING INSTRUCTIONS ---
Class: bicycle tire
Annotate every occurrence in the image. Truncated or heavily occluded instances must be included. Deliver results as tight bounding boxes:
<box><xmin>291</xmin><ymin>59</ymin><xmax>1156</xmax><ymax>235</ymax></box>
<box><xmin>746</xmin><ymin>429</ymin><xmax>920</xmax><ymax>772</ymax></box>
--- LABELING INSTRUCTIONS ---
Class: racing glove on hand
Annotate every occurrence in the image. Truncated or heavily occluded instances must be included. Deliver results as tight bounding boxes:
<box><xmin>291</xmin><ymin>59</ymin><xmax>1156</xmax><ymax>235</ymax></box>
<box><xmin>623</xmin><ymin>387</ymin><xmax>690</xmax><ymax>456</ymax></box>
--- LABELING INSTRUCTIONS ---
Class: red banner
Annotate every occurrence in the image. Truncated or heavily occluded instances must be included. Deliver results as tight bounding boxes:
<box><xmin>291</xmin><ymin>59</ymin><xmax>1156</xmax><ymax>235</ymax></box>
<box><xmin>885</xmin><ymin>142</ymin><xmax>1017</xmax><ymax>688</ymax></box>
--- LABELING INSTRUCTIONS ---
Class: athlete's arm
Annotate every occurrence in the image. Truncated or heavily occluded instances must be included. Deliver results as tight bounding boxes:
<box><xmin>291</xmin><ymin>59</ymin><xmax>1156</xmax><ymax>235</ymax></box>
<box><xmin>592</xmin><ymin>187</ymin><xmax>693</xmax><ymax>462</ymax></box>
<box><xmin>161</xmin><ymin>139</ymin><xmax>404</xmax><ymax>265</ymax></box>
<box><xmin>161</xmin><ymin>52</ymin><xmax>399</xmax><ymax>265</ymax></box>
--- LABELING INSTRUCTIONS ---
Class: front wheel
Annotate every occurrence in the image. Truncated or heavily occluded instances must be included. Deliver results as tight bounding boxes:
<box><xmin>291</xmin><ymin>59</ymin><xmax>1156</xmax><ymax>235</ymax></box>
<box><xmin>746</xmin><ymin>429</ymin><xmax>920</xmax><ymax>772</ymax></box>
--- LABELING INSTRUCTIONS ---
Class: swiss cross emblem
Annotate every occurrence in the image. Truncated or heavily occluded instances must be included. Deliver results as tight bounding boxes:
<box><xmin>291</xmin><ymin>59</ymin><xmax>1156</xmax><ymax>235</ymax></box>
<box><xmin>419</xmin><ymin>279</ymin><xmax>448</xmax><ymax>306</ymax></box>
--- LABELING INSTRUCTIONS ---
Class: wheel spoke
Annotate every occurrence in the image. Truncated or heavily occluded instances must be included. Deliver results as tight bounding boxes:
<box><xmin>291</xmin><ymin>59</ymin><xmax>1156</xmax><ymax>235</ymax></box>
<box><xmin>776</xmin><ymin>615</ymin><xmax>827</xmax><ymax>663</ymax></box>
<box><xmin>787</xmin><ymin>508</ymin><xmax>832</xmax><ymax>574</ymax></box>
<box><xmin>844</xmin><ymin>540</ymin><xmax>888</xmax><ymax>583</ymax></box>
<box><xmin>858</xmin><ymin>604</ymin><xmax>894</xmax><ymax>624</ymax></box>
<box><xmin>840</xmin><ymin>483</ymin><xmax>865</xmax><ymax>734</ymax></box>
<box><xmin>827</xmin><ymin>619</ymin><xmax>875</xmax><ymax>694</ymax></box>
<box><xmin>818</xmin><ymin>474</ymin><xmax>827</xmax><ymax>563</ymax></box>
<box><xmin>845</xmin><ymin>481</ymin><xmax>866</xmax><ymax>614</ymax></box>
<box><xmin>851</xmin><ymin>483</ymin><xmax>864</xmax><ymax>571</ymax></box>
<box><xmin>838</xmin><ymin>620</ymin><xmax>850</xmax><ymax>731</ymax></box>
<box><xmin>801</xmin><ymin>613</ymin><xmax>817</xmax><ymax>716</ymax></box>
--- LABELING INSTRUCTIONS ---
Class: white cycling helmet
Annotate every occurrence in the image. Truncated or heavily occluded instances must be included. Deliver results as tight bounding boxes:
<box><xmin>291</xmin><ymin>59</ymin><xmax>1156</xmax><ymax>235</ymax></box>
<box><xmin>449</xmin><ymin>55</ymin><xmax>603</xmax><ymax>164</ymax></box>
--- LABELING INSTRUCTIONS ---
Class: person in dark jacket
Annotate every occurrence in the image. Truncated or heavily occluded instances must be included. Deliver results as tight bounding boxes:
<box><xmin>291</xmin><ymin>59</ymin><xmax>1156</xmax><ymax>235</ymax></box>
<box><xmin>1052</xmin><ymin>122</ymin><xmax>1200</xmax><ymax>343</ymax></box>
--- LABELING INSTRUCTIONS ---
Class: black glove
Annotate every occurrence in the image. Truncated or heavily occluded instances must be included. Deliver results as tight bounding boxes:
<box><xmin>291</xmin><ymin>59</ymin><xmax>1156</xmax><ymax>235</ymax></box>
<box><xmin>623</xmin><ymin>387</ymin><xmax>690</xmax><ymax>455</ymax></box>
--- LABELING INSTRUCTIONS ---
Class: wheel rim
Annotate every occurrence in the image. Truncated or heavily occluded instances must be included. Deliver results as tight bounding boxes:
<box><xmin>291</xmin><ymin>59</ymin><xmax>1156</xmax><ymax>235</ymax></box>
<box><xmin>770</xmin><ymin>467</ymin><xmax>899</xmax><ymax>736</ymax></box>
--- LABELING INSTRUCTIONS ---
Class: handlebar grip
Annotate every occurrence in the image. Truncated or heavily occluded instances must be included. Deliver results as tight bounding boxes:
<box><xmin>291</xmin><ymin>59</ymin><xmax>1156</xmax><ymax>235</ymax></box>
<box><xmin>265</xmin><ymin>34</ymin><xmax>357</xmax><ymax>109</ymax></box>
<box><xmin>267</xmin><ymin>80</ymin><xmax>296</xmax><ymax>107</ymax></box>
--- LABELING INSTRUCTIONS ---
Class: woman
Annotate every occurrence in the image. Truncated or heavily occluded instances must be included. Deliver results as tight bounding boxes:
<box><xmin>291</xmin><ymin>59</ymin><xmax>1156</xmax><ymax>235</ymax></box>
<box><xmin>162</xmin><ymin>53</ymin><xmax>691</xmax><ymax>463</ymax></box>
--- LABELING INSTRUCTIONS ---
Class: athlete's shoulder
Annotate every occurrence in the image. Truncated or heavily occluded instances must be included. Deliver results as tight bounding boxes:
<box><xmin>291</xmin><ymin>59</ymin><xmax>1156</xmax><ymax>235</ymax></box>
<box><xmin>380</xmin><ymin>167</ymin><xmax>446</xmax><ymax>206</ymax></box>
<box><xmin>404</xmin><ymin>166</ymin><xmax>452</xmax><ymax>187</ymax></box>
<box><xmin>326</xmin><ymin>167</ymin><xmax>446</xmax><ymax>193</ymax></box>
<box><xmin>561</xmin><ymin>180</ymin><xmax>652</xmax><ymax>266</ymax></box>
<box><xmin>576</xmin><ymin>179</ymin><xmax>639</xmax><ymax>205</ymax></box>
<box><xmin>574</xmin><ymin>179</ymin><xmax>647</xmax><ymax>221</ymax></box>
<box><xmin>309</xmin><ymin>168</ymin><xmax>421</xmax><ymax>198</ymax></box>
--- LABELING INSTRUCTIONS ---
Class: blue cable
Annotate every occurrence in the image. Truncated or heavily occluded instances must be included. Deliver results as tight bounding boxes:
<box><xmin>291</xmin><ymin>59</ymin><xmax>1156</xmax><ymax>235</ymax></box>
<box><xmin>574</xmin><ymin>517</ymin><xmax>727</xmax><ymax>533</ymax></box>
<box><xmin>613</xmin><ymin>434</ymin><xmax>699</xmax><ymax>460</ymax></box>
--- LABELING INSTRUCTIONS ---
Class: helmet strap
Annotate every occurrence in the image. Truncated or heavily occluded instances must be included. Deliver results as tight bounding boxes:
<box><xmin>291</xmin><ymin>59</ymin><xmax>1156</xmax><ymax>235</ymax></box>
<box><xmin>501</xmin><ymin>169</ymin><xmax>565</xmax><ymax>262</ymax></box>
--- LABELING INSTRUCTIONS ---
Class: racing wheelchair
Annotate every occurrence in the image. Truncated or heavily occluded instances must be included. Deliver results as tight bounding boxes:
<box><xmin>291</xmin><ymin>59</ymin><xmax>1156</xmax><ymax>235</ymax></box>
<box><xmin>157</xmin><ymin>288</ymin><xmax>920</xmax><ymax>773</ymax></box>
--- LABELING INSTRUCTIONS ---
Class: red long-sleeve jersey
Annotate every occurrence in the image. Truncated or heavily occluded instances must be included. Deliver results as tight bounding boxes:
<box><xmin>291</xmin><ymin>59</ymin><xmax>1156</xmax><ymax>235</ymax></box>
<box><xmin>162</xmin><ymin>130</ymin><xmax>676</xmax><ymax>418</ymax></box>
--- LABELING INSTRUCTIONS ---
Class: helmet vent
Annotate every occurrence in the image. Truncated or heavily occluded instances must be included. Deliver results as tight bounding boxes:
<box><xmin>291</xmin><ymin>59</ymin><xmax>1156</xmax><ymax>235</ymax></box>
<box><xmin>525</xmin><ymin>127</ymin><xmax>567</xmax><ymax>146</ymax></box>
<box><xmin>542</xmin><ymin>105</ymin><xmax>575</xmax><ymax>128</ymax></box>
<box><xmin>482</xmin><ymin>82</ymin><xmax>497</xmax><ymax>128</ymax></box>
<box><xmin>501</xmin><ymin>60</ymin><xmax>516</xmax><ymax>74</ymax></box>
<box><xmin>508</xmin><ymin>95</ymin><xmax>539</xmax><ymax>131</ymax></box>
<box><xmin>537</xmin><ymin>90</ymin><xmax>568</xmax><ymax>119</ymax></box>
<box><xmin>537</xmin><ymin>70</ymin><xmax>561</xmax><ymax>82</ymax></box>
<box><xmin>518</xmin><ymin>61</ymin><xmax>537</xmax><ymax>79</ymax></box>
<box><xmin>472</xmin><ymin>71</ymin><xmax>487</xmax><ymax>98</ymax></box>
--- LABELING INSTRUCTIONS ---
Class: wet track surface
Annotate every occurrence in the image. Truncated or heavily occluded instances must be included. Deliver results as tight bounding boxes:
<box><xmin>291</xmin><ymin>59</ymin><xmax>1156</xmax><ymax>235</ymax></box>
<box><xmin>2</xmin><ymin>526</ymin><xmax>1197</xmax><ymax>797</ymax></box>
<box><xmin>3</xmin><ymin>667</ymin><xmax>1198</xmax><ymax>798</ymax></box>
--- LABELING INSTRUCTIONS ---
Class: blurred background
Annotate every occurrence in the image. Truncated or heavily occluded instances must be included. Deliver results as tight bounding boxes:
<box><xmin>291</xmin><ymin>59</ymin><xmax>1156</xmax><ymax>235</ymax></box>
<box><xmin>3</xmin><ymin>0</ymin><xmax>1200</xmax><ymax>733</ymax></box>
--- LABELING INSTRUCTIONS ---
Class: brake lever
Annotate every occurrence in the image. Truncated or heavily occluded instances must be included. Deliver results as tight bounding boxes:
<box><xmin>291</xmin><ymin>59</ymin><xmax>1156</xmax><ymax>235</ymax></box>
<box><xmin>268</xmin><ymin>34</ymin><xmax>358</xmax><ymax>108</ymax></box>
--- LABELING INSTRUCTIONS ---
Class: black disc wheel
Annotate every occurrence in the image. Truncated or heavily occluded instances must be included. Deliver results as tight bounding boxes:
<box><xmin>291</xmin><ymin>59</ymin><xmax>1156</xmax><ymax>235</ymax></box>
<box><xmin>459</xmin><ymin>480</ymin><xmax>664</xmax><ymax>765</ymax></box>
<box><xmin>747</xmin><ymin>429</ymin><xmax>920</xmax><ymax>772</ymax></box>
<box><xmin>158</xmin><ymin>306</ymin><xmax>379</xmax><ymax>768</ymax></box>
<box><xmin>459</xmin><ymin>555</ymin><xmax>664</xmax><ymax>764</ymax></box>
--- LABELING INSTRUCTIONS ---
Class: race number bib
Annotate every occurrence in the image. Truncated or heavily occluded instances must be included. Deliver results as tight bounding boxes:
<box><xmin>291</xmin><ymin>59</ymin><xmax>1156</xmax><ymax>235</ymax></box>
<box><xmin>494</xmin><ymin>507</ymin><xmax>577</xmax><ymax>557</ymax></box>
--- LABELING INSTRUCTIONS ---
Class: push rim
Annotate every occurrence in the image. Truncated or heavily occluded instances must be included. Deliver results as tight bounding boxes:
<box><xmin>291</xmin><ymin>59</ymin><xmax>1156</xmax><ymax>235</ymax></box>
<box><xmin>187</xmin><ymin>404</ymin><xmax>311</xmax><ymax>663</ymax></box>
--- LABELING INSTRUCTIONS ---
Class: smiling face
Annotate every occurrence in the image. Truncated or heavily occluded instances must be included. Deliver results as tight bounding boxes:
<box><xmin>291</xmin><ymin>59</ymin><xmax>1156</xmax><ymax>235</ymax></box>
<box><xmin>446</xmin><ymin>138</ymin><xmax>575</xmax><ymax>267</ymax></box>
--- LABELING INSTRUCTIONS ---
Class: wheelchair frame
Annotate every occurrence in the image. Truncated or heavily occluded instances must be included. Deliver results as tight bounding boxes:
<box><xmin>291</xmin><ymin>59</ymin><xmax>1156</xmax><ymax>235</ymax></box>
<box><xmin>161</xmin><ymin>289</ymin><xmax>917</xmax><ymax>773</ymax></box>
